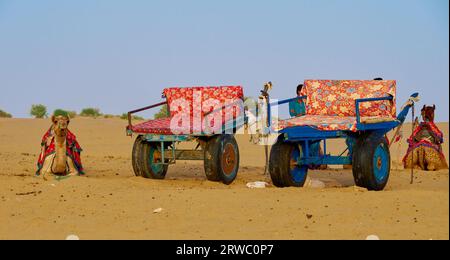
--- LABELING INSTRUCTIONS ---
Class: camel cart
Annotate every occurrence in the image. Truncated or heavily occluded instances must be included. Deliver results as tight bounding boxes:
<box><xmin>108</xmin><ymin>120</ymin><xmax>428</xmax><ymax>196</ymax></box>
<box><xmin>126</xmin><ymin>86</ymin><xmax>246</xmax><ymax>185</ymax></box>
<box><xmin>260</xmin><ymin>80</ymin><xmax>419</xmax><ymax>191</ymax></box>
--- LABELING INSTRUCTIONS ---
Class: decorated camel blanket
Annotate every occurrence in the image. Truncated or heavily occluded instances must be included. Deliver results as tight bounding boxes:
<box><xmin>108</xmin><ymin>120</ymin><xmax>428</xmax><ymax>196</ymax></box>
<box><xmin>403</xmin><ymin>121</ymin><xmax>448</xmax><ymax>169</ymax></box>
<box><xmin>36</xmin><ymin>128</ymin><xmax>84</xmax><ymax>175</ymax></box>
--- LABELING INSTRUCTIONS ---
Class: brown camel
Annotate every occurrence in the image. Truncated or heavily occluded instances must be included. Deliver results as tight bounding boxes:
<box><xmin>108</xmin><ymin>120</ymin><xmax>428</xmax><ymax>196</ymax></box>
<box><xmin>39</xmin><ymin>115</ymin><xmax>79</xmax><ymax>179</ymax></box>
<box><xmin>403</xmin><ymin>105</ymin><xmax>448</xmax><ymax>171</ymax></box>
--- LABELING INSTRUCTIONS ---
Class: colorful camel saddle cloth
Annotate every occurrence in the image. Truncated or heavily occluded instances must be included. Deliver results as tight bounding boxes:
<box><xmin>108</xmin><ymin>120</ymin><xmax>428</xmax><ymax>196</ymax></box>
<box><xmin>36</xmin><ymin>128</ymin><xmax>84</xmax><ymax>175</ymax></box>
<box><xmin>403</xmin><ymin>121</ymin><xmax>447</xmax><ymax>166</ymax></box>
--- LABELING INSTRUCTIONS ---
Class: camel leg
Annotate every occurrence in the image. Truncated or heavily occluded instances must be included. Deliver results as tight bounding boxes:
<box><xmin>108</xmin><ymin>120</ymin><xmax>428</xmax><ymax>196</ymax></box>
<box><xmin>67</xmin><ymin>156</ymin><xmax>79</xmax><ymax>176</ymax></box>
<box><xmin>417</xmin><ymin>148</ymin><xmax>427</xmax><ymax>170</ymax></box>
<box><xmin>404</xmin><ymin>154</ymin><xmax>411</xmax><ymax>169</ymax></box>
<box><xmin>405</xmin><ymin>149</ymin><xmax>421</xmax><ymax>169</ymax></box>
<box><xmin>39</xmin><ymin>154</ymin><xmax>56</xmax><ymax>181</ymax></box>
<box><xmin>427</xmin><ymin>163</ymin><xmax>436</xmax><ymax>171</ymax></box>
<box><xmin>413</xmin><ymin>160</ymin><xmax>425</xmax><ymax>171</ymax></box>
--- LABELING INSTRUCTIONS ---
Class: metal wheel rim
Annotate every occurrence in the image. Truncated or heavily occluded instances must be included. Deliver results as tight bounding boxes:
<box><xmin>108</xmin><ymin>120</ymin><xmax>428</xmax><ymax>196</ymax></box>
<box><xmin>221</xmin><ymin>143</ymin><xmax>237</xmax><ymax>176</ymax></box>
<box><xmin>290</xmin><ymin>147</ymin><xmax>307</xmax><ymax>183</ymax></box>
<box><xmin>149</xmin><ymin>146</ymin><xmax>164</xmax><ymax>173</ymax></box>
<box><xmin>373</xmin><ymin>144</ymin><xmax>389</xmax><ymax>183</ymax></box>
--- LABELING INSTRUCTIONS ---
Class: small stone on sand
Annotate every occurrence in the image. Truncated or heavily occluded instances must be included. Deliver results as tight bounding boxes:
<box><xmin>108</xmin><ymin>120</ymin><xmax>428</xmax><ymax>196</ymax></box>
<box><xmin>366</xmin><ymin>235</ymin><xmax>380</xmax><ymax>240</ymax></box>
<box><xmin>305</xmin><ymin>178</ymin><xmax>326</xmax><ymax>189</ymax></box>
<box><xmin>246</xmin><ymin>182</ymin><xmax>268</xmax><ymax>189</ymax></box>
<box><xmin>66</xmin><ymin>234</ymin><xmax>80</xmax><ymax>240</ymax></box>
<box><xmin>153</xmin><ymin>208</ymin><xmax>163</xmax><ymax>214</ymax></box>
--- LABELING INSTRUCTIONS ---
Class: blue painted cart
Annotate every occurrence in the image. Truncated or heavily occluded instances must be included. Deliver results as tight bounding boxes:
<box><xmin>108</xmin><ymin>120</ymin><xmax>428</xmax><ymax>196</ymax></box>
<box><xmin>263</xmin><ymin>80</ymin><xmax>419</xmax><ymax>191</ymax></box>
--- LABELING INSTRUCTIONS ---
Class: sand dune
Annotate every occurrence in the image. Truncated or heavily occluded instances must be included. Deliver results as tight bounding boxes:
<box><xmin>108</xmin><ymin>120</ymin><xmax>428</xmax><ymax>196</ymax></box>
<box><xmin>0</xmin><ymin>118</ymin><xmax>448</xmax><ymax>240</ymax></box>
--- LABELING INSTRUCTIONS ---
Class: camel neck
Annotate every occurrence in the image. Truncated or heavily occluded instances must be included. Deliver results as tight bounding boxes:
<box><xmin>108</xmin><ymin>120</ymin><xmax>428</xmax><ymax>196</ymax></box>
<box><xmin>55</xmin><ymin>134</ymin><xmax>66</xmax><ymax>144</ymax></box>
<box><xmin>52</xmin><ymin>133</ymin><xmax>67</xmax><ymax>174</ymax></box>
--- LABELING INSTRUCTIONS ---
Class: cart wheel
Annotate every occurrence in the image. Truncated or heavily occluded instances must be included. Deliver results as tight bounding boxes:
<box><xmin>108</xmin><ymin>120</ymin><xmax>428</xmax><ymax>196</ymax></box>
<box><xmin>269</xmin><ymin>139</ymin><xmax>308</xmax><ymax>188</ymax></box>
<box><xmin>132</xmin><ymin>136</ymin><xmax>145</xmax><ymax>177</ymax></box>
<box><xmin>352</xmin><ymin>135</ymin><xmax>390</xmax><ymax>191</ymax></box>
<box><xmin>204</xmin><ymin>135</ymin><xmax>240</xmax><ymax>185</ymax></box>
<box><xmin>140</xmin><ymin>142</ymin><xmax>168</xmax><ymax>179</ymax></box>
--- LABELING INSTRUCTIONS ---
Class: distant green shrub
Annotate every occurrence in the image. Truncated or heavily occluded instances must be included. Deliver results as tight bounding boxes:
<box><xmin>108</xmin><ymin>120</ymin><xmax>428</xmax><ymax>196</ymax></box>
<box><xmin>121</xmin><ymin>113</ymin><xmax>144</xmax><ymax>121</ymax></box>
<box><xmin>67</xmin><ymin>111</ymin><xmax>77</xmax><ymax>118</ymax></box>
<box><xmin>53</xmin><ymin>109</ymin><xmax>77</xmax><ymax>118</ymax></box>
<box><xmin>80</xmin><ymin>108</ymin><xmax>101</xmax><ymax>118</ymax></box>
<box><xmin>103</xmin><ymin>114</ymin><xmax>116</xmax><ymax>119</ymax></box>
<box><xmin>0</xmin><ymin>109</ymin><xmax>12</xmax><ymax>118</ymax></box>
<box><xmin>30</xmin><ymin>104</ymin><xmax>48</xmax><ymax>118</ymax></box>
<box><xmin>53</xmin><ymin>109</ymin><xmax>67</xmax><ymax>116</ymax></box>
<box><xmin>154</xmin><ymin>105</ymin><xmax>169</xmax><ymax>119</ymax></box>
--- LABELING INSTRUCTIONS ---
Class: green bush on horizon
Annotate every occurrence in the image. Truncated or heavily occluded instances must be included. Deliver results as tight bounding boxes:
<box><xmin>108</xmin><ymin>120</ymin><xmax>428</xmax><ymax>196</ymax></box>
<box><xmin>30</xmin><ymin>104</ymin><xmax>48</xmax><ymax>118</ymax></box>
<box><xmin>0</xmin><ymin>109</ymin><xmax>12</xmax><ymax>118</ymax></box>
<box><xmin>154</xmin><ymin>105</ymin><xmax>169</xmax><ymax>119</ymax></box>
<box><xmin>53</xmin><ymin>109</ymin><xmax>77</xmax><ymax>118</ymax></box>
<box><xmin>80</xmin><ymin>108</ymin><xmax>101</xmax><ymax>118</ymax></box>
<box><xmin>67</xmin><ymin>110</ymin><xmax>77</xmax><ymax>118</ymax></box>
<box><xmin>121</xmin><ymin>113</ymin><xmax>144</xmax><ymax>121</ymax></box>
<box><xmin>103</xmin><ymin>114</ymin><xmax>116</xmax><ymax>119</ymax></box>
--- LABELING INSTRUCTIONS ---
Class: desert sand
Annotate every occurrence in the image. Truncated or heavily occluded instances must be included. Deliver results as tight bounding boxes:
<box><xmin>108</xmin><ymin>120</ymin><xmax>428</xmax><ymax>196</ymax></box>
<box><xmin>0</xmin><ymin>117</ymin><xmax>448</xmax><ymax>240</ymax></box>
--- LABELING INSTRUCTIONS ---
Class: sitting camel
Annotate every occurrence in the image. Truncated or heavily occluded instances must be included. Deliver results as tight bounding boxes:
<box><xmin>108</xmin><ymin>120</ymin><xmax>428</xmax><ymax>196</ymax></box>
<box><xmin>36</xmin><ymin>111</ymin><xmax>84</xmax><ymax>179</ymax></box>
<box><xmin>403</xmin><ymin>105</ymin><xmax>448</xmax><ymax>171</ymax></box>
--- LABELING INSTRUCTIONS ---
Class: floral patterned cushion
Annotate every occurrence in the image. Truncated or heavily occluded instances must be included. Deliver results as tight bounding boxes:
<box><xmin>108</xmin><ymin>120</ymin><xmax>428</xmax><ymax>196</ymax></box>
<box><xmin>164</xmin><ymin>86</ymin><xmax>244</xmax><ymax>131</ymax></box>
<box><xmin>163</xmin><ymin>86</ymin><xmax>244</xmax><ymax>117</ymax></box>
<box><xmin>302</xmin><ymin>80</ymin><xmax>396</xmax><ymax>118</ymax></box>
<box><xmin>131</xmin><ymin>118</ymin><xmax>173</xmax><ymax>135</ymax></box>
<box><xmin>132</xmin><ymin>86</ymin><xmax>244</xmax><ymax>135</ymax></box>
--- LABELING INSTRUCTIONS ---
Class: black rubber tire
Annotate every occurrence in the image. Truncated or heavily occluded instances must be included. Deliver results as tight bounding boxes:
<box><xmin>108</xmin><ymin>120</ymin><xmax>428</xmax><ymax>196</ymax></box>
<box><xmin>269</xmin><ymin>138</ymin><xmax>308</xmax><ymax>188</ymax></box>
<box><xmin>132</xmin><ymin>136</ymin><xmax>145</xmax><ymax>177</ymax></box>
<box><xmin>352</xmin><ymin>135</ymin><xmax>391</xmax><ymax>191</ymax></box>
<box><xmin>268</xmin><ymin>138</ymin><xmax>286</xmax><ymax>187</ymax></box>
<box><xmin>140</xmin><ymin>142</ymin><xmax>169</xmax><ymax>179</ymax></box>
<box><xmin>352</xmin><ymin>135</ymin><xmax>366</xmax><ymax>188</ymax></box>
<box><xmin>204</xmin><ymin>135</ymin><xmax>240</xmax><ymax>185</ymax></box>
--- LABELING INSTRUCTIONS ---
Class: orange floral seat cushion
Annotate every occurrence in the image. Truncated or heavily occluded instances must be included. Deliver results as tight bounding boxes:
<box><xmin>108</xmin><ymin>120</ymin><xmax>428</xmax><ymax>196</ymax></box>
<box><xmin>302</xmin><ymin>80</ymin><xmax>396</xmax><ymax>118</ymax></box>
<box><xmin>277</xmin><ymin>80</ymin><xmax>397</xmax><ymax>132</ymax></box>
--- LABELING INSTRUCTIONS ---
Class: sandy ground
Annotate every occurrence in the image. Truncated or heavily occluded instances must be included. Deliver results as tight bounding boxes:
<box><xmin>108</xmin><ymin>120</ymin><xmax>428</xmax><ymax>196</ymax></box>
<box><xmin>0</xmin><ymin>118</ymin><xmax>448</xmax><ymax>240</ymax></box>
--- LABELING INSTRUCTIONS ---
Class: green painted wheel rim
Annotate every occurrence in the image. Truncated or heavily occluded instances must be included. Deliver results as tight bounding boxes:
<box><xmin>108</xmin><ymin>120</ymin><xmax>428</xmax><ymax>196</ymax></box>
<box><xmin>149</xmin><ymin>146</ymin><xmax>164</xmax><ymax>173</ymax></box>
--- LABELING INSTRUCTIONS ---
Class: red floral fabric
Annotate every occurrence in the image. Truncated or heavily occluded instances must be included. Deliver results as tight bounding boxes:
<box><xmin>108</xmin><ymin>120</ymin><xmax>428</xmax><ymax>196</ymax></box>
<box><xmin>164</xmin><ymin>86</ymin><xmax>244</xmax><ymax>119</ymax></box>
<box><xmin>36</xmin><ymin>128</ymin><xmax>84</xmax><ymax>175</ymax></box>
<box><xmin>302</xmin><ymin>80</ymin><xmax>396</xmax><ymax>118</ymax></box>
<box><xmin>131</xmin><ymin>118</ymin><xmax>173</xmax><ymax>135</ymax></box>
<box><xmin>132</xmin><ymin>86</ymin><xmax>244</xmax><ymax>135</ymax></box>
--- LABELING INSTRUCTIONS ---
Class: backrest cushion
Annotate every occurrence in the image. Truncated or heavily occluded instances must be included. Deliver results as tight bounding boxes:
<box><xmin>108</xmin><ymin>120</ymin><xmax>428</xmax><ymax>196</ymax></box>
<box><xmin>163</xmin><ymin>86</ymin><xmax>244</xmax><ymax>132</ymax></box>
<box><xmin>302</xmin><ymin>80</ymin><xmax>396</xmax><ymax>118</ymax></box>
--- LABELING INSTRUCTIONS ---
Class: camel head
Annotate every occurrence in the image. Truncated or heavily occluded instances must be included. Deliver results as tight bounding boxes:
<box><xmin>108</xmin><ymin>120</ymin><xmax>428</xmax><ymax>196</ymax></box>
<box><xmin>51</xmin><ymin>114</ymin><xmax>70</xmax><ymax>137</ymax></box>
<box><xmin>421</xmin><ymin>105</ymin><xmax>435</xmax><ymax>123</ymax></box>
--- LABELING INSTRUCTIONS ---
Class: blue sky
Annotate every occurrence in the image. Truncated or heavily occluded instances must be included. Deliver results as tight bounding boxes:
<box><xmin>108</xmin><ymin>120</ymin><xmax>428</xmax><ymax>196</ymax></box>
<box><xmin>0</xmin><ymin>0</ymin><xmax>448</xmax><ymax>121</ymax></box>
